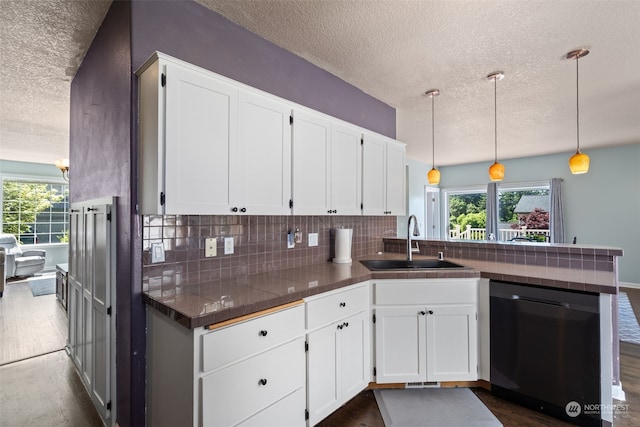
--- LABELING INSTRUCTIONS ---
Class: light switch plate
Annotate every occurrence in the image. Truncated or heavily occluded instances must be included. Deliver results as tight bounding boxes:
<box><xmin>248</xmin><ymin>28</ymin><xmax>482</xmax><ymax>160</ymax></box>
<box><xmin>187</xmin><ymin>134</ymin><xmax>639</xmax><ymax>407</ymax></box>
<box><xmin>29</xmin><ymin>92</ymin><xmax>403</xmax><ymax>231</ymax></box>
<box><xmin>224</xmin><ymin>237</ymin><xmax>234</xmax><ymax>255</ymax></box>
<box><xmin>150</xmin><ymin>242</ymin><xmax>165</xmax><ymax>263</ymax></box>
<box><xmin>205</xmin><ymin>237</ymin><xmax>217</xmax><ymax>257</ymax></box>
<box><xmin>308</xmin><ymin>233</ymin><xmax>318</xmax><ymax>247</ymax></box>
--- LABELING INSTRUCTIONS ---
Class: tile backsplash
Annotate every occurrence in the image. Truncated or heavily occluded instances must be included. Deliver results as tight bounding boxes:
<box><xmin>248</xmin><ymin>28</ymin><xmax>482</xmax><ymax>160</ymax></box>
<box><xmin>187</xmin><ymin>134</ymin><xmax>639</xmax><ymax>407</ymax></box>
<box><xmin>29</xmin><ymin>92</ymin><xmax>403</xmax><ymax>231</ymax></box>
<box><xmin>142</xmin><ymin>215</ymin><xmax>397</xmax><ymax>289</ymax></box>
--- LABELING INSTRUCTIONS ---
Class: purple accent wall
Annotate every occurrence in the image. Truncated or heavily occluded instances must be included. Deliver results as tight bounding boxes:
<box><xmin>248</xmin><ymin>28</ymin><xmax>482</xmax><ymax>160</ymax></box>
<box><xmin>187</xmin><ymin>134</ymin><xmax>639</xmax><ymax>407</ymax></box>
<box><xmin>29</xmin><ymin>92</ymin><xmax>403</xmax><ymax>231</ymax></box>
<box><xmin>130</xmin><ymin>0</ymin><xmax>395</xmax><ymax>138</ymax></box>
<box><xmin>69</xmin><ymin>2</ymin><xmax>144</xmax><ymax>426</ymax></box>
<box><xmin>70</xmin><ymin>1</ymin><xmax>396</xmax><ymax>426</ymax></box>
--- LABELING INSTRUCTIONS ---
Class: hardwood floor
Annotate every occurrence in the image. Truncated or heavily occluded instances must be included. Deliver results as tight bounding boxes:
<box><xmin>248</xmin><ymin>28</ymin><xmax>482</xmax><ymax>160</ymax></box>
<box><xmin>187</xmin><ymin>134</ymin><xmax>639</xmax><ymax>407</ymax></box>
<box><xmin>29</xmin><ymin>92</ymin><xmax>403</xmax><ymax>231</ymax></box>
<box><xmin>318</xmin><ymin>287</ymin><xmax>640</xmax><ymax>427</ymax></box>
<box><xmin>0</xmin><ymin>350</ymin><xmax>103</xmax><ymax>426</ymax></box>
<box><xmin>0</xmin><ymin>275</ymin><xmax>67</xmax><ymax>365</ymax></box>
<box><xmin>0</xmin><ymin>275</ymin><xmax>102</xmax><ymax>426</ymax></box>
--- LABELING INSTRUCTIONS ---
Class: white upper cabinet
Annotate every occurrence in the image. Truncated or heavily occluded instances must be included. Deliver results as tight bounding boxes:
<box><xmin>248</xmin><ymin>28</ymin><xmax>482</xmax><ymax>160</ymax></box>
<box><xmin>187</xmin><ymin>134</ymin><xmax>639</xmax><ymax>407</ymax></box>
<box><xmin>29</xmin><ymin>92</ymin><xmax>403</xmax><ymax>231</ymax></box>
<box><xmin>292</xmin><ymin>111</ymin><xmax>363</xmax><ymax>215</ymax></box>
<box><xmin>138</xmin><ymin>52</ymin><xmax>402</xmax><ymax>216</ymax></box>
<box><xmin>362</xmin><ymin>132</ymin><xmax>406</xmax><ymax>216</ymax></box>
<box><xmin>329</xmin><ymin>123</ymin><xmax>362</xmax><ymax>215</ymax></box>
<box><xmin>385</xmin><ymin>139</ymin><xmax>407</xmax><ymax>215</ymax></box>
<box><xmin>291</xmin><ymin>110</ymin><xmax>331</xmax><ymax>215</ymax></box>
<box><xmin>164</xmin><ymin>62</ymin><xmax>238</xmax><ymax>214</ymax></box>
<box><xmin>231</xmin><ymin>91</ymin><xmax>292</xmax><ymax>215</ymax></box>
<box><xmin>138</xmin><ymin>54</ymin><xmax>292</xmax><ymax>215</ymax></box>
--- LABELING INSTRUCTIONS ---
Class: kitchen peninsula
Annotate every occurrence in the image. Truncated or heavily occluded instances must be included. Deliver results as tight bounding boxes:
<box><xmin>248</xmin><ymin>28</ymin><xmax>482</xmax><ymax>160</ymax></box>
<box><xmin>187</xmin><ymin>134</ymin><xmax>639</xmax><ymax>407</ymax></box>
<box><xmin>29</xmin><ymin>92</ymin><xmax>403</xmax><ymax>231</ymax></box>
<box><xmin>143</xmin><ymin>237</ymin><xmax>621</xmax><ymax>427</ymax></box>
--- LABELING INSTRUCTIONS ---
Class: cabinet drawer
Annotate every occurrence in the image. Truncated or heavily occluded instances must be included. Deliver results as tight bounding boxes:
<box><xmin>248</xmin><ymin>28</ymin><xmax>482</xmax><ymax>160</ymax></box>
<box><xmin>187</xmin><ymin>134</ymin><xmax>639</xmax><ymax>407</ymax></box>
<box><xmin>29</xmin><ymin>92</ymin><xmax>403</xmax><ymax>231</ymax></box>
<box><xmin>201</xmin><ymin>338</ymin><xmax>305</xmax><ymax>427</ymax></box>
<box><xmin>202</xmin><ymin>304</ymin><xmax>304</xmax><ymax>373</ymax></box>
<box><xmin>237</xmin><ymin>387</ymin><xmax>306</xmax><ymax>427</ymax></box>
<box><xmin>306</xmin><ymin>283</ymin><xmax>369</xmax><ymax>330</ymax></box>
<box><xmin>374</xmin><ymin>279</ymin><xmax>478</xmax><ymax>305</ymax></box>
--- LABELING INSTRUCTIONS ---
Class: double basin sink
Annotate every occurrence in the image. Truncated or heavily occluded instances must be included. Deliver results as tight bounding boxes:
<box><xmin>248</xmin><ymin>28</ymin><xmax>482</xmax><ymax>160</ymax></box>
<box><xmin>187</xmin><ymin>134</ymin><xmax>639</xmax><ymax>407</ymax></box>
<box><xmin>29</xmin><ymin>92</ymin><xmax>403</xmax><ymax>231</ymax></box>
<box><xmin>359</xmin><ymin>259</ymin><xmax>464</xmax><ymax>271</ymax></box>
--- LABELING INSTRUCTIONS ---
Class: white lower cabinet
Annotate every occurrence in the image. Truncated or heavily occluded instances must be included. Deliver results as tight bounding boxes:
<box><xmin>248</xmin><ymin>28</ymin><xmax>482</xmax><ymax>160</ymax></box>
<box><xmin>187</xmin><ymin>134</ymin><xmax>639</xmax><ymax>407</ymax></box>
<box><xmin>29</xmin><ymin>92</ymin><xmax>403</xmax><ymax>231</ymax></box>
<box><xmin>146</xmin><ymin>303</ymin><xmax>306</xmax><ymax>427</ymax></box>
<box><xmin>147</xmin><ymin>278</ymin><xmax>479</xmax><ymax>427</ymax></box>
<box><xmin>202</xmin><ymin>337</ymin><xmax>305</xmax><ymax>426</ymax></box>
<box><xmin>305</xmin><ymin>283</ymin><xmax>371</xmax><ymax>426</ymax></box>
<box><xmin>373</xmin><ymin>279</ymin><xmax>478</xmax><ymax>384</ymax></box>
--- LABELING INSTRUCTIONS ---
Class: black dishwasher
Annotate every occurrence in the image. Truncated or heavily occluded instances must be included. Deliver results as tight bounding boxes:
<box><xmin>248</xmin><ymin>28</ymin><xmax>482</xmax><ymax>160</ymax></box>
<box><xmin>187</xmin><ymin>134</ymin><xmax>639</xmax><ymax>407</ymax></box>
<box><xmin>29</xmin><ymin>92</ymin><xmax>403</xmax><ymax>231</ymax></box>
<box><xmin>490</xmin><ymin>280</ymin><xmax>601</xmax><ymax>426</ymax></box>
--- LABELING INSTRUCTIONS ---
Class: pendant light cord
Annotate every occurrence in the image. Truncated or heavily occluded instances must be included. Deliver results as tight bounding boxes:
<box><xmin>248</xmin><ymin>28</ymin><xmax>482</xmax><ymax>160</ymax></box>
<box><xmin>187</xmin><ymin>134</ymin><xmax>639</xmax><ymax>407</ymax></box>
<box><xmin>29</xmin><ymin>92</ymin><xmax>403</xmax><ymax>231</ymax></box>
<box><xmin>431</xmin><ymin>94</ymin><xmax>436</xmax><ymax>168</ymax></box>
<box><xmin>494</xmin><ymin>76</ymin><xmax>498</xmax><ymax>163</ymax></box>
<box><xmin>576</xmin><ymin>54</ymin><xmax>580</xmax><ymax>152</ymax></box>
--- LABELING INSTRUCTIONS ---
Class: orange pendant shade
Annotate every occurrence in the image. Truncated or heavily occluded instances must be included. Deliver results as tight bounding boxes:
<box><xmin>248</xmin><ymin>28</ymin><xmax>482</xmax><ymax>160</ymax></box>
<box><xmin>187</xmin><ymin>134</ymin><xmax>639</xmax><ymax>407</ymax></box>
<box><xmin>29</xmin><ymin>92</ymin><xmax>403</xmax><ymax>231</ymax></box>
<box><xmin>569</xmin><ymin>150</ymin><xmax>590</xmax><ymax>174</ymax></box>
<box><xmin>427</xmin><ymin>167</ymin><xmax>441</xmax><ymax>185</ymax></box>
<box><xmin>489</xmin><ymin>161</ymin><xmax>505</xmax><ymax>181</ymax></box>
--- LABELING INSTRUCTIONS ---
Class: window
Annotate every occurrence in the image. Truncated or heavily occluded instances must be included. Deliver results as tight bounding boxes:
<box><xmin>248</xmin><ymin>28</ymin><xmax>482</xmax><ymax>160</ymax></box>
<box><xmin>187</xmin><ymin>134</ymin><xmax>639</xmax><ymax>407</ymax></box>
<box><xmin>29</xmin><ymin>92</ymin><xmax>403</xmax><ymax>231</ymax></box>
<box><xmin>444</xmin><ymin>182</ymin><xmax>550</xmax><ymax>242</ymax></box>
<box><xmin>1</xmin><ymin>180</ymin><xmax>69</xmax><ymax>244</ymax></box>
<box><xmin>445</xmin><ymin>187</ymin><xmax>487</xmax><ymax>240</ymax></box>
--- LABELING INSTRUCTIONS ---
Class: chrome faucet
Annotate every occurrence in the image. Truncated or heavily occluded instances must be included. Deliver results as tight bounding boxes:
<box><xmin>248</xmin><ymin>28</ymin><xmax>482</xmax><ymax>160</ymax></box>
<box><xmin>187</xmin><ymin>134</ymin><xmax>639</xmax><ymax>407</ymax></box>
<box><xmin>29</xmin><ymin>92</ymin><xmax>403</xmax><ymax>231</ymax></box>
<box><xmin>406</xmin><ymin>215</ymin><xmax>421</xmax><ymax>261</ymax></box>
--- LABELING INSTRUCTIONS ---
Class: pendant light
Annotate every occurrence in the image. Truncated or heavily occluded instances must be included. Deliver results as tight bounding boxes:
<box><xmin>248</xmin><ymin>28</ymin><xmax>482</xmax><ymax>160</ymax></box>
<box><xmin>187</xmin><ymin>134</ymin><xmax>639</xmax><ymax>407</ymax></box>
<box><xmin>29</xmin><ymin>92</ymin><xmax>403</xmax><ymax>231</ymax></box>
<box><xmin>487</xmin><ymin>72</ymin><xmax>505</xmax><ymax>181</ymax></box>
<box><xmin>425</xmin><ymin>89</ymin><xmax>441</xmax><ymax>184</ymax></box>
<box><xmin>566</xmin><ymin>48</ymin><xmax>590</xmax><ymax>174</ymax></box>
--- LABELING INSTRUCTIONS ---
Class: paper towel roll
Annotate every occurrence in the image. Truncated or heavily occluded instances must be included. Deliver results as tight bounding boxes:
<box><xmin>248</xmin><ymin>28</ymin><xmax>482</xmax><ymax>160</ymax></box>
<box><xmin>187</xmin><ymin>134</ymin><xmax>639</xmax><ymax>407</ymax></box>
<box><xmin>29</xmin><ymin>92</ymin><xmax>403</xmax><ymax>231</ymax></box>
<box><xmin>333</xmin><ymin>228</ymin><xmax>352</xmax><ymax>264</ymax></box>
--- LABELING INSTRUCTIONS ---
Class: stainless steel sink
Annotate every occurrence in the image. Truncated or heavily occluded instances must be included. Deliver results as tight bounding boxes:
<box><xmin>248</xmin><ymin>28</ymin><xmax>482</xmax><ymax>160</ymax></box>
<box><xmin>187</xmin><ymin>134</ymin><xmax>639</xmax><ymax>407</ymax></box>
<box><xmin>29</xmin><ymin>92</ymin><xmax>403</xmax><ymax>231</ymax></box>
<box><xmin>359</xmin><ymin>259</ymin><xmax>465</xmax><ymax>270</ymax></box>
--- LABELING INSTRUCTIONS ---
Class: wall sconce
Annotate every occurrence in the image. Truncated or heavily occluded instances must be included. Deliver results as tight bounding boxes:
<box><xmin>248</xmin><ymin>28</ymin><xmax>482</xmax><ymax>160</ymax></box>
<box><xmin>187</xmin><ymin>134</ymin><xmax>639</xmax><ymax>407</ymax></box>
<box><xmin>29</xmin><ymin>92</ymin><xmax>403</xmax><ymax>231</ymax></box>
<box><xmin>55</xmin><ymin>159</ymin><xmax>69</xmax><ymax>181</ymax></box>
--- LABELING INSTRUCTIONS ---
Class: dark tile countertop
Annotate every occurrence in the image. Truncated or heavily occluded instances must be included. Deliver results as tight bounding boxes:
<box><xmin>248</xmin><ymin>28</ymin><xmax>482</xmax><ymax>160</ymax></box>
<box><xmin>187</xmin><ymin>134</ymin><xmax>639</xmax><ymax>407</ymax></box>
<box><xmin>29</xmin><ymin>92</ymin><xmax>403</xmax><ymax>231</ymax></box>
<box><xmin>143</xmin><ymin>252</ymin><xmax>618</xmax><ymax>329</ymax></box>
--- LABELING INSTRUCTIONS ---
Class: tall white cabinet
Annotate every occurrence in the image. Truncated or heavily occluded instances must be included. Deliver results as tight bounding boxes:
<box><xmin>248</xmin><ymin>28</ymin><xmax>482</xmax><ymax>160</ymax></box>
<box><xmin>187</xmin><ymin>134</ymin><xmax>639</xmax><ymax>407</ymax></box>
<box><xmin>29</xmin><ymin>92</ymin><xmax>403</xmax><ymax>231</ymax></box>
<box><xmin>68</xmin><ymin>197</ymin><xmax>116</xmax><ymax>426</ymax></box>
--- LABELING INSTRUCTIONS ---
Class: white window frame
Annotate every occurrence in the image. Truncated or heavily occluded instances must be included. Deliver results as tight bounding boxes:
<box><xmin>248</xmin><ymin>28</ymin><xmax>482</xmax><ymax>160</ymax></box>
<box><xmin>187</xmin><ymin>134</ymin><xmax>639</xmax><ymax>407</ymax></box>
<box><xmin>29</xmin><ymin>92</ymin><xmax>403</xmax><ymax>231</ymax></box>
<box><xmin>441</xmin><ymin>181</ymin><xmax>551</xmax><ymax>241</ymax></box>
<box><xmin>1</xmin><ymin>174</ymin><xmax>69</xmax><ymax>246</ymax></box>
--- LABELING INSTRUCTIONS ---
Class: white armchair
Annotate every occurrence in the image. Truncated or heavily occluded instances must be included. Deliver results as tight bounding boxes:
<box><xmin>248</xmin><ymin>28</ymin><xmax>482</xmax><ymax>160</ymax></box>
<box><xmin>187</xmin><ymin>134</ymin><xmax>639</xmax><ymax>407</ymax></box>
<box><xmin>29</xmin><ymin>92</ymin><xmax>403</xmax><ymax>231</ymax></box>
<box><xmin>0</xmin><ymin>233</ymin><xmax>46</xmax><ymax>280</ymax></box>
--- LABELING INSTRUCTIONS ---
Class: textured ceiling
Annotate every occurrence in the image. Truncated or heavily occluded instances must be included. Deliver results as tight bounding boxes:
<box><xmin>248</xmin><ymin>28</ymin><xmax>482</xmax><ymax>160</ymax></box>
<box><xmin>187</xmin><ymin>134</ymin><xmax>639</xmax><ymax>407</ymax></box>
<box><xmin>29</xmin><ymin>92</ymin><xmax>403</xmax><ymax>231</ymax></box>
<box><xmin>1</xmin><ymin>0</ymin><xmax>639</xmax><ymax>167</ymax></box>
<box><xmin>199</xmin><ymin>0</ymin><xmax>640</xmax><ymax>166</ymax></box>
<box><xmin>0</xmin><ymin>0</ymin><xmax>111</xmax><ymax>165</ymax></box>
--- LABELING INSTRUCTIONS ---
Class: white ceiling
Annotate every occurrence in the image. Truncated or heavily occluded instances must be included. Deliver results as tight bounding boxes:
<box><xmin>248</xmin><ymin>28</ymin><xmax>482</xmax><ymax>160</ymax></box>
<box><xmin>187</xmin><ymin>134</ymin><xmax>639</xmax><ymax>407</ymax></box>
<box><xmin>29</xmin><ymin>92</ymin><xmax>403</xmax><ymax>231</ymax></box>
<box><xmin>0</xmin><ymin>0</ymin><xmax>111</xmax><ymax>166</ymax></box>
<box><xmin>2</xmin><ymin>1</ymin><xmax>639</xmax><ymax>167</ymax></box>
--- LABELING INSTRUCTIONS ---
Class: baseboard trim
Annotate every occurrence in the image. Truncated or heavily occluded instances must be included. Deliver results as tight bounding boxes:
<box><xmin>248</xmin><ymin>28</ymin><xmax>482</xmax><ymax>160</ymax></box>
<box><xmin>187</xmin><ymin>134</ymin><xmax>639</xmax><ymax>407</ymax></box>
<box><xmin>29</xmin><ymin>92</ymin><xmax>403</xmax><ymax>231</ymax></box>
<box><xmin>620</xmin><ymin>282</ymin><xmax>640</xmax><ymax>290</ymax></box>
<box><xmin>612</xmin><ymin>381</ymin><xmax>626</xmax><ymax>401</ymax></box>
<box><xmin>367</xmin><ymin>379</ymin><xmax>490</xmax><ymax>390</ymax></box>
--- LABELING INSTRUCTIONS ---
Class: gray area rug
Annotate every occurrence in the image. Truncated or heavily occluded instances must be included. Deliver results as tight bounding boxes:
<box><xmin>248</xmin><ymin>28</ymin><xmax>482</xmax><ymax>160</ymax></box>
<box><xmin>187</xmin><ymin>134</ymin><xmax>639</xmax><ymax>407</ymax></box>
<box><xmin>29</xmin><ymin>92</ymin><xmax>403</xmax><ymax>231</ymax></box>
<box><xmin>29</xmin><ymin>276</ymin><xmax>56</xmax><ymax>297</ymax></box>
<box><xmin>619</xmin><ymin>292</ymin><xmax>640</xmax><ymax>345</ymax></box>
<box><xmin>374</xmin><ymin>388</ymin><xmax>502</xmax><ymax>427</ymax></box>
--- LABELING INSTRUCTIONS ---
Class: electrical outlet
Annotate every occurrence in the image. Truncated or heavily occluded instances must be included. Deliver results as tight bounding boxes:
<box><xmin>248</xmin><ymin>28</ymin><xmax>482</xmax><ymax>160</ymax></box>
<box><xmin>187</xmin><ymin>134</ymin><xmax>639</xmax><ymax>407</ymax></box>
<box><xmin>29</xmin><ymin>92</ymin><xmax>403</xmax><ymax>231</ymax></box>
<box><xmin>150</xmin><ymin>242</ymin><xmax>165</xmax><ymax>263</ymax></box>
<box><xmin>205</xmin><ymin>237</ymin><xmax>217</xmax><ymax>257</ymax></box>
<box><xmin>308</xmin><ymin>233</ymin><xmax>318</xmax><ymax>247</ymax></box>
<box><xmin>224</xmin><ymin>237</ymin><xmax>234</xmax><ymax>255</ymax></box>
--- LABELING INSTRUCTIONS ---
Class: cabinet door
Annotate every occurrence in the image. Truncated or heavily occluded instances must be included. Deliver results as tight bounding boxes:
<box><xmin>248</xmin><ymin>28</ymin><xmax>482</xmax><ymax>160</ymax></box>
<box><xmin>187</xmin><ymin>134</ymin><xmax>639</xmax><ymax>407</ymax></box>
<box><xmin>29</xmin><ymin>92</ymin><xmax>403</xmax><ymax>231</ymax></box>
<box><xmin>291</xmin><ymin>110</ymin><xmax>330</xmax><ymax>215</ymax></box>
<box><xmin>426</xmin><ymin>305</ymin><xmax>478</xmax><ymax>382</ymax></box>
<box><xmin>164</xmin><ymin>62</ymin><xmax>238</xmax><ymax>214</ymax></box>
<box><xmin>330</xmin><ymin>124</ymin><xmax>362</xmax><ymax>215</ymax></box>
<box><xmin>307</xmin><ymin>324</ymin><xmax>339</xmax><ymax>426</ymax></box>
<box><xmin>385</xmin><ymin>140</ymin><xmax>406</xmax><ymax>216</ymax></box>
<box><xmin>339</xmin><ymin>311</ymin><xmax>370</xmax><ymax>400</ymax></box>
<box><xmin>238</xmin><ymin>388</ymin><xmax>306</xmax><ymax>427</ymax></box>
<box><xmin>374</xmin><ymin>307</ymin><xmax>426</xmax><ymax>383</ymax></box>
<box><xmin>232</xmin><ymin>91</ymin><xmax>292</xmax><ymax>215</ymax></box>
<box><xmin>361</xmin><ymin>133</ymin><xmax>386</xmax><ymax>215</ymax></box>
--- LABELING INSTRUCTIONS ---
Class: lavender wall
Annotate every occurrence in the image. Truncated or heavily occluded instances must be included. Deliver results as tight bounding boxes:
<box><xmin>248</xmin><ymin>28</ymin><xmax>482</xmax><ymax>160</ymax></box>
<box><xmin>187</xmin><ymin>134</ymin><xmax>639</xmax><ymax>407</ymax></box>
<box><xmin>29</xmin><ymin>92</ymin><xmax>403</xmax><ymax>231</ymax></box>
<box><xmin>69</xmin><ymin>1</ymin><xmax>142</xmax><ymax>426</ymax></box>
<box><xmin>71</xmin><ymin>1</ymin><xmax>397</xmax><ymax>425</ymax></box>
<box><xmin>130</xmin><ymin>0</ymin><xmax>395</xmax><ymax>138</ymax></box>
